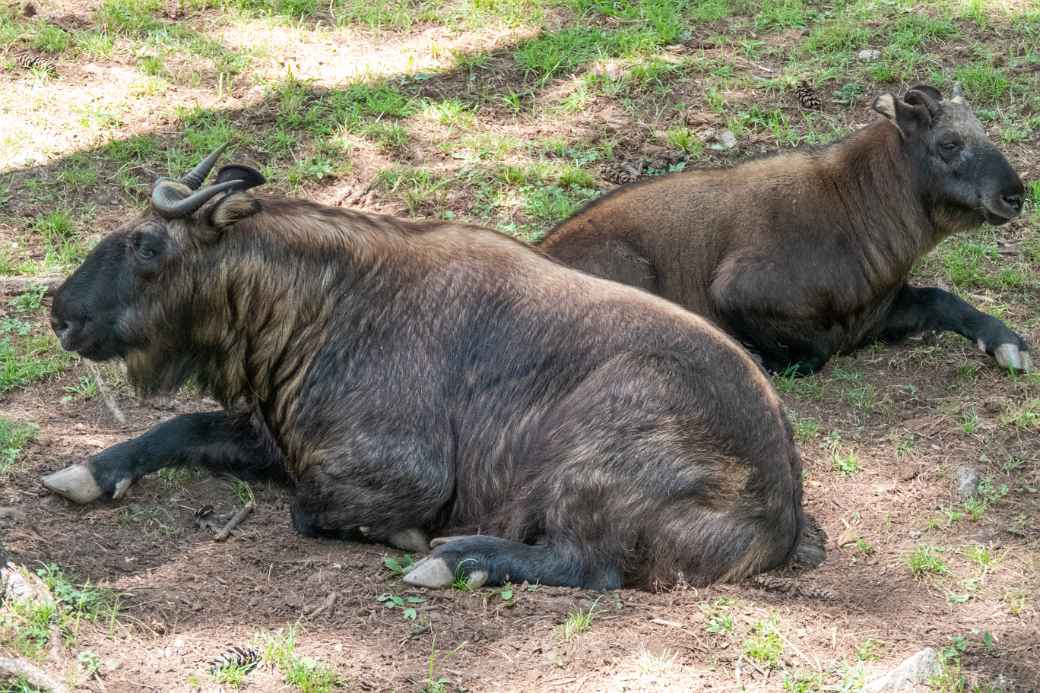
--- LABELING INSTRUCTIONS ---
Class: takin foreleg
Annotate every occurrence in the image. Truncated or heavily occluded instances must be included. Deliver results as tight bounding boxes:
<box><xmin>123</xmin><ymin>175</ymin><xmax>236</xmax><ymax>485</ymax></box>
<box><xmin>873</xmin><ymin>284</ymin><xmax>1031</xmax><ymax>372</ymax></box>
<box><xmin>403</xmin><ymin>535</ymin><xmax>619</xmax><ymax>590</ymax></box>
<box><xmin>41</xmin><ymin>411</ymin><xmax>286</xmax><ymax>504</ymax></box>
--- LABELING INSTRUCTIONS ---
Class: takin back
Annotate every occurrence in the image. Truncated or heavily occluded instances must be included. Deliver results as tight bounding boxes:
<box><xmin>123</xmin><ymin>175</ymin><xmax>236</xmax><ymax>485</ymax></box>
<box><xmin>541</xmin><ymin>85</ymin><xmax>1031</xmax><ymax>375</ymax></box>
<box><xmin>42</xmin><ymin>147</ymin><xmax>823</xmax><ymax>590</ymax></box>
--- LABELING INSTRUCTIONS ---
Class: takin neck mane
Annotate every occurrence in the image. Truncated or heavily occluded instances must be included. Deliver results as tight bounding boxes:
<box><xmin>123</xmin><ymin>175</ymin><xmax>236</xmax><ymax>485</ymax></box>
<box><xmin>124</xmin><ymin>198</ymin><xmax>405</xmax><ymax>412</ymax></box>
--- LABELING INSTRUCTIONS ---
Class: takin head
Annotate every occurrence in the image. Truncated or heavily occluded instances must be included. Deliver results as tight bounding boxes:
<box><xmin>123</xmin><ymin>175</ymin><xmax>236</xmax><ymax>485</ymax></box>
<box><xmin>49</xmin><ymin>145</ymin><xmax>266</xmax><ymax>364</ymax></box>
<box><xmin>873</xmin><ymin>84</ymin><xmax>1024</xmax><ymax>231</ymax></box>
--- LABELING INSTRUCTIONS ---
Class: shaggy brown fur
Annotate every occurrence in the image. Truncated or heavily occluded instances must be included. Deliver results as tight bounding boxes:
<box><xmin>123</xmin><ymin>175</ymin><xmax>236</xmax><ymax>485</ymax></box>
<box><xmin>46</xmin><ymin>167</ymin><xmax>823</xmax><ymax>589</ymax></box>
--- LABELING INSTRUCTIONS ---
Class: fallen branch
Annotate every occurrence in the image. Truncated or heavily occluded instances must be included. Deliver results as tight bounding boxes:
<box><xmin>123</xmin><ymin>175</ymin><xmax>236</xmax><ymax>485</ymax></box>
<box><xmin>213</xmin><ymin>502</ymin><xmax>254</xmax><ymax>541</ymax></box>
<box><xmin>0</xmin><ymin>275</ymin><xmax>64</xmax><ymax>297</ymax></box>
<box><xmin>88</xmin><ymin>362</ymin><xmax>127</xmax><ymax>426</ymax></box>
<box><xmin>0</xmin><ymin>657</ymin><xmax>69</xmax><ymax>693</ymax></box>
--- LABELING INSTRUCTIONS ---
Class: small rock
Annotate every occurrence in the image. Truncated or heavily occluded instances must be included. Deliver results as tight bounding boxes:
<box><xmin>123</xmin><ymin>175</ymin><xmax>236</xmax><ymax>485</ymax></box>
<box><xmin>865</xmin><ymin>647</ymin><xmax>941</xmax><ymax>692</ymax></box>
<box><xmin>956</xmin><ymin>465</ymin><xmax>981</xmax><ymax>499</ymax></box>
<box><xmin>22</xmin><ymin>2</ymin><xmax>36</xmax><ymax>17</ymax></box>
<box><xmin>709</xmin><ymin>130</ymin><xmax>738</xmax><ymax>151</ymax></box>
<box><xmin>857</xmin><ymin>49</ymin><xmax>881</xmax><ymax>61</ymax></box>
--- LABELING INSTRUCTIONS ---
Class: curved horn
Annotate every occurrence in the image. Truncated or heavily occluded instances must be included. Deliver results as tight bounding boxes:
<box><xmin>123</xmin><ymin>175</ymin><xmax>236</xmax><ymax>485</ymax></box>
<box><xmin>151</xmin><ymin>179</ymin><xmax>243</xmax><ymax>219</ymax></box>
<box><xmin>180</xmin><ymin>143</ymin><xmax>229</xmax><ymax>190</ymax></box>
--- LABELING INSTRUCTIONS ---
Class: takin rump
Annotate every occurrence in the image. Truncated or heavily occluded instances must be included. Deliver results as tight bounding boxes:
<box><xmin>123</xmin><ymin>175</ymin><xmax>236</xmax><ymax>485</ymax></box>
<box><xmin>41</xmin><ymin>147</ymin><xmax>823</xmax><ymax>590</ymax></box>
<box><xmin>541</xmin><ymin>85</ymin><xmax>1031</xmax><ymax>375</ymax></box>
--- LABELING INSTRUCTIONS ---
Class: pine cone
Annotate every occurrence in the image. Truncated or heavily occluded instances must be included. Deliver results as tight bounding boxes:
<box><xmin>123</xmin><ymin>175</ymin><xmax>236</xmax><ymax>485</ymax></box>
<box><xmin>795</xmin><ymin>80</ymin><xmax>822</xmax><ymax>110</ymax></box>
<box><xmin>14</xmin><ymin>51</ymin><xmax>57</xmax><ymax>75</ymax></box>
<box><xmin>602</xmin><ymin>160</ymin><xmax>643</xmax><ymax>185</ymax></box>
<box><xmin>208</xmin><ymin>646</ymin><xmax>261</xmax><ymax>675</ymax></box>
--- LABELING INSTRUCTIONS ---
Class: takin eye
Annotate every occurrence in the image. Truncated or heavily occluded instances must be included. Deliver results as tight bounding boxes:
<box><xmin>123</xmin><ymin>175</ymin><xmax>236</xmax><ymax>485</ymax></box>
<box><xmin>939</xmin><ymin>138</ymin><xmax>963</xmax><ymax>154</ymax></box>
<box><xmin>129</xmin><ymin>231</ymin><xmax>161</xmax><ymax>262</ymax></box>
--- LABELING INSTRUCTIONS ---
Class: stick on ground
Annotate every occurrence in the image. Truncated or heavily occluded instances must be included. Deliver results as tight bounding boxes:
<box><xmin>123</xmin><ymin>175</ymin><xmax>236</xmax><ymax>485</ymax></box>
<box><xmin>0</xmin><ymin>276</ymin><xmax>64</xmax><ymax>296</ymax></box>
<box><xmin>213</xmin><ymin>503</ymin><xmax>255</xmax><ymax>541</ymax></box>
<box><xmin>0</xmin><ymin>657</ymin><xmax>69</xmax><ymax>693</ymax></box>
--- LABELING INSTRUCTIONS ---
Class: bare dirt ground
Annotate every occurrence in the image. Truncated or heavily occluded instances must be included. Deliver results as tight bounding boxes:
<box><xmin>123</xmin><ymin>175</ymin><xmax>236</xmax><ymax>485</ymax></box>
<box><xmin>1</xmin><ymin>0</ymin><xmax>1038</xmax><ymax>691</ymax></box>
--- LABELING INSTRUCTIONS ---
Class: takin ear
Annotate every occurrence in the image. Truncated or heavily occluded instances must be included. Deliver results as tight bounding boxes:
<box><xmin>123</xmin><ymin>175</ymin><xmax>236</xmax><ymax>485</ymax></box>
<box><xmin>872</xmin><ymin>92</ymin><xmax>932</xmax><ymax>140</ymax></box>
<box><xmin>904</xmin><ymin>85</ymin><xmax>943</xmax><ymax>118</ymax></box>
<box><xmin>206</xmin><ymin>165</ymin><xmax>266</xmax><ymax>230</ymax></box>
<box><xmin>208</xmin><ymin>193</ymin><xmax>261</xmax><ymax>231</ymax></box>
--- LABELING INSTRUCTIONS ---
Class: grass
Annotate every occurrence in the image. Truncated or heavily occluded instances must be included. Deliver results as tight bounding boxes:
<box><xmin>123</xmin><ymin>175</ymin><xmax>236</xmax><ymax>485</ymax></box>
<box><xmin>559</xmin><ymin>598</ymin><xmax>599</xmax><ymax>640</ymax></box>
<box><xmin>907</xmin><ymin>545</ymin><xmax>950</xmax><ymax>579</ymax></box>
<box><xmin>261</xmin><ymin>627</ymin><xmax>343</xmax><ymax>692</ymax></box>
<box><xmin>0</xmin><ymin>418</ymin><xmax>38</xmax><ymax>474</ymax></box>
<box><xmin>376</xmin><ymin>592</ymin><xmax>425</xmax><ymax>620</ymax></box>
<box><xmin>742</xmin><ymin>616</ymin><xmax>784</xmax><ymax>667</ymax></box>
<box><xmin>0</xmin><ymin>331</ymin><xmax>73</xmax><ymax>395</ymax></box>
<box><xmin>0</xmin><ymin>563</ymin><xmax>120</xmax><ymax>660</ymax></box>
<box><xmin>383</xmin><ymin>554</ymin><xmax>417</xmax><ymax>578</ymax></box>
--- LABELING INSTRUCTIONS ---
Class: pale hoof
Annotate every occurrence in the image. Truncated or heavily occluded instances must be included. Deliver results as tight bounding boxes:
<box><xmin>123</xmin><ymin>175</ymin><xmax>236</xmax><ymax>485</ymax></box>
<box><xmin>41</xmin><ymin>465</ymin><xmax>105</xmax><ymax>504</ymax></box>
<box><xmin>465</xmin><ymin>569</ymin><xmax>488</xmax><ymax>589</ymax></box>
<box><xmin>386</xmin><ymin>528</ymin><xmax>430</xmax><ymax>554</ymax></box>
<box><xmin>402</xmin><ymin>557</ymin><xmax>454</xmax><ymax>589</ymax></box>
<box><xmin>429</xmin><ymin>534</ymin><xmax>480</xmax><ymax>549</ymax></box>
<box><xmin>994</xmin><ymin>343</ymin><xmax>1032</xmax><ymax>372</ymax></box>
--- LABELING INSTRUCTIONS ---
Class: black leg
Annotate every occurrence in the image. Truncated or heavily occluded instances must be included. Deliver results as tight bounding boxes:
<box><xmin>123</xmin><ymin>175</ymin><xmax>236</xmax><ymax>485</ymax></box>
<box><xmin>42</xmin><ymin>411</ymin><xmax>286</xmax><ymax>503</ymax></box>
<box><xmin>874</xmin><ymin>285</ymin><xmax>1031</xmax><ymax>371</ymax></box>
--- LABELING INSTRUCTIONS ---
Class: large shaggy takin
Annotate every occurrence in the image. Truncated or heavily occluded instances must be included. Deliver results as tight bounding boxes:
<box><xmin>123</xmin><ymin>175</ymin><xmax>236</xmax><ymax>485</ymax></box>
<box><xmin>541</xmin><ymin>85</ymin><xmax>1031</xmax><ymax>375</ymax></box>
<box><xmin>42</xmin><ymin>147</ymin><xmax>822</xmax><ymax>590</ymax></box>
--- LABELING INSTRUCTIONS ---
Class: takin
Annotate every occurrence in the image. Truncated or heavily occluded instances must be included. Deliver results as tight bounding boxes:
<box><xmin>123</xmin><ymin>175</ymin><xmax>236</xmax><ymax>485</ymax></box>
<box><xmin>541</xmin><ymin>85</ymin><xmax>1031</xmax><ymax>375</ymax></box>
<box><xmin>42</xmin><ymin>147</ymin><xmax>824</xmax><ymax>590</ymax></box>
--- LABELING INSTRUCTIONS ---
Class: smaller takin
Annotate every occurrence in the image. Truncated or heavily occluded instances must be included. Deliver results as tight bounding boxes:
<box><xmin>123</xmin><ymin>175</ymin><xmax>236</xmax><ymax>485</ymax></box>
<box><xmin>42</xmin><ymin>147</ymin><xmax>823</xmax><ymax>590</ymax></box>
<box><xmin>541</xmin><ymin>85</ymin><xmax>1031</xmax><ymax>375</ymax></box>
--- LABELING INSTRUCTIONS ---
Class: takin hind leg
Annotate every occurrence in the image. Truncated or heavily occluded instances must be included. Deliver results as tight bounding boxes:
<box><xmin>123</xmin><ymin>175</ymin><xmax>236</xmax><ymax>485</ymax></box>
<box><xmin>42</xmin><ymin>412</ymin><xmax>285</xmax><ymax>504</ymax></box>
<box><xmin>402</xmin><ymin>535</ymin><xmax>620</xmax><ymax>590</ymax></box>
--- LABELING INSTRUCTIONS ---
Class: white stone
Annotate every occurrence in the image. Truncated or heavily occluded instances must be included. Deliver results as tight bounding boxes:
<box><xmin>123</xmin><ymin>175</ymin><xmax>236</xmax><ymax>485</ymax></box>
<box><xmin>864</xmin><ymin>648</ymin><xmax>941</xmax><ymax>692</ymax></box>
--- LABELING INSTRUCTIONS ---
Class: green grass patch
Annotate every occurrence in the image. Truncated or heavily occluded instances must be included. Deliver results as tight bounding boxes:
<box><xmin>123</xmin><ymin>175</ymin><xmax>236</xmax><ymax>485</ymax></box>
<box><xmin>515</xmin><ymin>26</ymin><xmax>666</xmax><ymax>81</ymax></box>
<box><xmin>32</xmin><ymin>25</ymin><xmax>71</xmax><ymax>54</ymax></box>
<box><xmin>0</xmin><ymin>564</ymin><xmax>119</xmax><ymax>660</ymax></box>
<box><xmin>907</xmin><ymin>545</ymin><xmax>949</xmax><ymax>578</ymax></box>
<box><xmin>0</xmin><ymin>418</ymin><xmax>38</xmax><ymax>474</ymax></box>
<box><xmin>953</xmin><ymin>62</ymin><xmax>1010</xmax><ymax>103</ymax></box>
<box><xmin>559</xmin><ymin>598</ymin><xmax>598</xmax><ymax>640</ymax></box>
<box><xmin>261</xmin><ymin>626</ymin><xmax>343</xmax><ymax>692</ymax></box>
<box><xmin>523</xmin><ymin>184</ymin><xmax>596</xmax><ymax>227</ymax></box>
<box><xmin>2</xmin><ymin>289</ymin><xmax>73</xmax><ymax>392</ymax></box>
<box><xmin>742</xmin><ymin>616</ymin><xmax>783</xmax><ymax>667</ymax></box>
<box><xmin>377</xmin><ymin>166</ymin><xmax>450</xmax><ymax>216</ymax></box>
<box><xmin>98</xmin><ymin>0</ymin><xmax>163</xmax><ymax>35</ymax></box>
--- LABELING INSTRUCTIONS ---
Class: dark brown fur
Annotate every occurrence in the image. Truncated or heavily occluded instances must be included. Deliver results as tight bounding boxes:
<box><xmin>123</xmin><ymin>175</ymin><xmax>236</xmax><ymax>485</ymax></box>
<box><xmin>541</xmin><ymin>86</ymin><xmax>1029</xmax><ymax>374</ymax></box>
<box><xmin>48</xmin><ymin>184</ymin><xmax>823</xmax><ymax>589</ymax></box>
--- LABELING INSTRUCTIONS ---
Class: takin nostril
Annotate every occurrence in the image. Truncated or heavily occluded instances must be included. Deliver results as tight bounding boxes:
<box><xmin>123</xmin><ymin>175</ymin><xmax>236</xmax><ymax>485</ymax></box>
<box><xmin>1001</xmin><ymin>193</ymin><xmax>1023</xmax><ymax>213</ymax></box>
<box><xmin>51</xmin><ymin>317</ymin><xmax>74</xmax><ymax>340</ymax></box>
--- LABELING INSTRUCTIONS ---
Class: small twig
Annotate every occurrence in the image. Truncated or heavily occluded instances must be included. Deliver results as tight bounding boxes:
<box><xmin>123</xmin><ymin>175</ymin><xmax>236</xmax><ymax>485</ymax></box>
<box><xmin>0</xmin><ymin>657</ymin><xmax>69</xmax><ymax>693</ymax></box>
<box><xmin>0</xmin><ymin>275</ymin><xmax>64</xmax><ymax>296</ymax></box>
<box><xmin>88</xmin><ymin>362</ymin><xmax>126</xmax><ymax>426</ymax></box>
<box><xmin>213</xmin><ymin>502</ymin><xmax>254</xmax><ymax>541</ymax></box>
